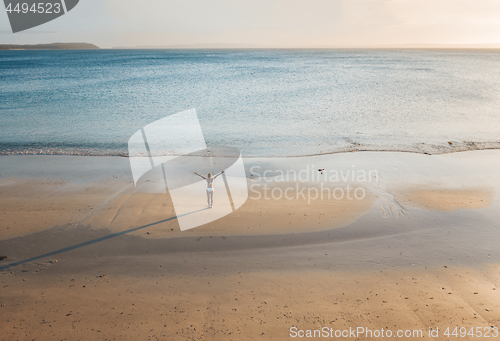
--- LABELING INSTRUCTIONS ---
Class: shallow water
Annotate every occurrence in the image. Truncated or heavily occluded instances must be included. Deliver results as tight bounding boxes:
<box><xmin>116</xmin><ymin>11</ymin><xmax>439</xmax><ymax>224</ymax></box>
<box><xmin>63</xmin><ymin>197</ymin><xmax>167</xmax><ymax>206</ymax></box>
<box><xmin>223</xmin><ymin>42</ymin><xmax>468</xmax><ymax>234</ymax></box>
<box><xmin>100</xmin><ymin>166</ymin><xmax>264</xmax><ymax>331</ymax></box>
<box><xmin>1</xmin><ymin>49</ymin><xmax>499</xmax><ymax>157</ymax></box>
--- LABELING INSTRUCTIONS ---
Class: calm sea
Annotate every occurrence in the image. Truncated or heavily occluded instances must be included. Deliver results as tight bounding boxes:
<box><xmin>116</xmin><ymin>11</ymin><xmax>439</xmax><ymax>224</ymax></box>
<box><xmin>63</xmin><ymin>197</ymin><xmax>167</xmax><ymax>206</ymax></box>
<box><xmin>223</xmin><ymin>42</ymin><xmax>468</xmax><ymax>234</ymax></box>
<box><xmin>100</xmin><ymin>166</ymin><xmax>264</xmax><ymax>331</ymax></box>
<box><xmin>0</xmin><ymin>49</ymin><xmax>499</xmax><ymax>157</ymax></box>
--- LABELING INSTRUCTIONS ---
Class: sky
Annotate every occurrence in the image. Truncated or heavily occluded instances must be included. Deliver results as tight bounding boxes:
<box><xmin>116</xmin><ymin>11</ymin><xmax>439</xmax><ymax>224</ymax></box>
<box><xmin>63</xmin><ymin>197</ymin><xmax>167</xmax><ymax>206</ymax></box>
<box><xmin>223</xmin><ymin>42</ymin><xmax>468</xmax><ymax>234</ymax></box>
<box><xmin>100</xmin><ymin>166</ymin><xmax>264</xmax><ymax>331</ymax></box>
<box><xmin>1</xmin><ymin>0</ymin><xmax>500</xmax><ymax>48</ymax></box>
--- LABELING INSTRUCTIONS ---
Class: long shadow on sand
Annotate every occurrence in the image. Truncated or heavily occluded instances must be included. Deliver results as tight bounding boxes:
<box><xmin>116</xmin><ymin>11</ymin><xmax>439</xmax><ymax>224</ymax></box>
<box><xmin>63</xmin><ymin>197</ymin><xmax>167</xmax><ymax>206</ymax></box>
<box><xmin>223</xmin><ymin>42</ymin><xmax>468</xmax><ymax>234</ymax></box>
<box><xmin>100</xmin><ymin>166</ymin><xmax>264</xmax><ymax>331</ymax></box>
<box><xmin>0</xmin><ymin>208</ymin><xmax>216</xmax><ymax>271</ymax></box>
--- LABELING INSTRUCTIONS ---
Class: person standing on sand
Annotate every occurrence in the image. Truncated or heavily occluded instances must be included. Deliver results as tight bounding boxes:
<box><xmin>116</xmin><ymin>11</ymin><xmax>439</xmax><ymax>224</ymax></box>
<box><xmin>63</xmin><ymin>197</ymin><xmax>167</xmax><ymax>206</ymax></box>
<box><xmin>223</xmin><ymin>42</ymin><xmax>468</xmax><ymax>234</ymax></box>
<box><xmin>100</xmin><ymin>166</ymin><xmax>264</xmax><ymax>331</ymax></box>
<box><xmin>194</xmin><ymin>171</ymin><xmax>225</xmax><ymax>208</ymax></box>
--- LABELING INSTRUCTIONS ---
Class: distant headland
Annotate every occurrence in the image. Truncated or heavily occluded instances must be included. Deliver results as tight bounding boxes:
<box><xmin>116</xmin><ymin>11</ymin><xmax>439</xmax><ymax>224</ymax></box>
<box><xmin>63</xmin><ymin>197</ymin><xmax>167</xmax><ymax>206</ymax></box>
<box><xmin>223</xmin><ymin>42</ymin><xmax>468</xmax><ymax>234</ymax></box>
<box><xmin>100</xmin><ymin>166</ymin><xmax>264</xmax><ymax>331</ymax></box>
<box><xmin>0</xmin><ymin>43</ymin><xmax>100</xmax><ymax>50</ymax></box>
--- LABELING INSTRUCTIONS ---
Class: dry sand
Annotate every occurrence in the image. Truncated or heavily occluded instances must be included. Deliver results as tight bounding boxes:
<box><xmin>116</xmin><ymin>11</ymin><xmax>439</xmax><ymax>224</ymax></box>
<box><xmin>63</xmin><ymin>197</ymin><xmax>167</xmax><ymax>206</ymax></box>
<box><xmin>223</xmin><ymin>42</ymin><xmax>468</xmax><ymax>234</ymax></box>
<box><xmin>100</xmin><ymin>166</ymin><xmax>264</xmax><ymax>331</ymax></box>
<box><xmin>1</xmin><ymin>259</ymin><xmax>499</xmax><ymax>340</ymax></box>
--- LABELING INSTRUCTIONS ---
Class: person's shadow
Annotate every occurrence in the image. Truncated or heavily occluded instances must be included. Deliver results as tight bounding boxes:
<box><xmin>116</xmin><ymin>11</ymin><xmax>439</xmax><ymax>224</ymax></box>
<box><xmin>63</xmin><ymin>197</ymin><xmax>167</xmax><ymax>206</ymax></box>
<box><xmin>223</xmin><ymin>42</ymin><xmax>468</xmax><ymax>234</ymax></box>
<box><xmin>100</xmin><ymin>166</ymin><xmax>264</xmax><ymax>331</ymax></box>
<box><xmin>0</xmin><ymin>207</ymin><xmax>209</xmax><ymax>271</ymax></box>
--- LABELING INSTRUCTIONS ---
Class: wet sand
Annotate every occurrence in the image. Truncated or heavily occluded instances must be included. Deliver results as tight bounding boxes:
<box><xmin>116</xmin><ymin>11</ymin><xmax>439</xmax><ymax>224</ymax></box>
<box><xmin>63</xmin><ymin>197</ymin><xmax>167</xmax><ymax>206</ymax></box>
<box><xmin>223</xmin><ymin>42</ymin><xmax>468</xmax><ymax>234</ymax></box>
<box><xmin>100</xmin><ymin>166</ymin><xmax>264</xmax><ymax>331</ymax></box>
<box><xmin>394</xmin><ymin>188</ymin><xmax>494</xmax><ymax>212</ymax></box>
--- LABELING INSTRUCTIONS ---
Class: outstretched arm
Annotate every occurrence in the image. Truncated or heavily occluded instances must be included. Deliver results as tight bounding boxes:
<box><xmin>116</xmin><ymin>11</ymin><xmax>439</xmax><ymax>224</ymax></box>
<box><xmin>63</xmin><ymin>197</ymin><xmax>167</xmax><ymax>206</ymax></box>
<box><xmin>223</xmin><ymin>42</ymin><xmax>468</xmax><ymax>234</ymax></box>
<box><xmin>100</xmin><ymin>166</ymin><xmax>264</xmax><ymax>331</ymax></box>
<box><xmin>213</xmin><ymin>170</ymin><xmax>225</xmax><ymax>179</ymax></box>
<box><xmin>194</xmin><ymin>172</ymin><xmax>206</xmax><ymax>179</ymax></box>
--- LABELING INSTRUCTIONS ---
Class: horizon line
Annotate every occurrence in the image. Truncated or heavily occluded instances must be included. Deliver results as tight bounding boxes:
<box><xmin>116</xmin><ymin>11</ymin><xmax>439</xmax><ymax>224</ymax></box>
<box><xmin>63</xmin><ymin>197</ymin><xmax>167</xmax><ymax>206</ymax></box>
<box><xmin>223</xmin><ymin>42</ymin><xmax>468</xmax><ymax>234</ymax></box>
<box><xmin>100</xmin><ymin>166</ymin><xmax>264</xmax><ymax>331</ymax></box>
<box><xmin>110</xmin><ymin>42</ymin><xmax>500</xmax><ymax>50</ymax></box>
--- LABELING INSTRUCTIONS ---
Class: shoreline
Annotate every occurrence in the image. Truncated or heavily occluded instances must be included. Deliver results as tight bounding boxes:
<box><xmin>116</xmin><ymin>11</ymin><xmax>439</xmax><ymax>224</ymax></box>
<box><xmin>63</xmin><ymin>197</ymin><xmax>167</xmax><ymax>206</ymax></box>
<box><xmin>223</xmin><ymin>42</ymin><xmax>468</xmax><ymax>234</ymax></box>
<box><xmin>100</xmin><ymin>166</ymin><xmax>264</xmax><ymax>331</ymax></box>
<box><xmin>0</xmin><ymin>143</ymin><xmax>500</xmax><ymax>158</ymax></box>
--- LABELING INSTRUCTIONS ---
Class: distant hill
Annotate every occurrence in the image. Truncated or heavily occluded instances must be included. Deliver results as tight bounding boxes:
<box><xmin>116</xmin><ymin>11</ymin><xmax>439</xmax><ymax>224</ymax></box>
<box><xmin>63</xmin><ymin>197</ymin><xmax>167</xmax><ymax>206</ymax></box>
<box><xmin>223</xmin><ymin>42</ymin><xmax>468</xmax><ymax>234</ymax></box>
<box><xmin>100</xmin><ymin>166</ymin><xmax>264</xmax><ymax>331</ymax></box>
<box><xmin>0</xmin><ymin>43</ymin><xmax>99</xmax><ymax>50</ymax></box>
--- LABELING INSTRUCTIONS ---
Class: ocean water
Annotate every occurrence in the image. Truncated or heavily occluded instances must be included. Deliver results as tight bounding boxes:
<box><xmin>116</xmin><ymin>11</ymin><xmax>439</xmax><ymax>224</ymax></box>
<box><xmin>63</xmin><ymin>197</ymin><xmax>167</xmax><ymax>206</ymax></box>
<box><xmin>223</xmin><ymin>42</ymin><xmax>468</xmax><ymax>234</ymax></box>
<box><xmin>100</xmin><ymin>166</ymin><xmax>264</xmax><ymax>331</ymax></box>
<box><xmin>0</xmin><ymin>49</ymin><xmax>499</xmax><ymax>157</ymax></box>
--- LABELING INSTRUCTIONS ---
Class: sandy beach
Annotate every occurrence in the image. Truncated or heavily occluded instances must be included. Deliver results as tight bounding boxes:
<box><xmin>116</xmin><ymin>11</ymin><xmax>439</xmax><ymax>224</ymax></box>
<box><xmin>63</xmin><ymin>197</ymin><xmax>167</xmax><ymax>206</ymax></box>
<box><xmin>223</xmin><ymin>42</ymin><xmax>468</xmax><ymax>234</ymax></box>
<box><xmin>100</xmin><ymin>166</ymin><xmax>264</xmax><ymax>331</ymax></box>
<box><xmin>2</xmin><ymin>1</ymin><xmax>500</xmax><ymax>338</ymax></box>
<box><xmin>1</xmin><ymin>150</ymin><xmax>500</xmax><ymax>340</ymax></box>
